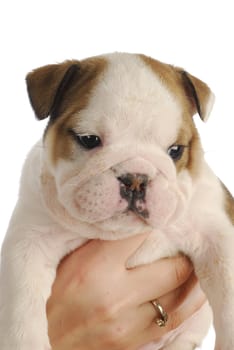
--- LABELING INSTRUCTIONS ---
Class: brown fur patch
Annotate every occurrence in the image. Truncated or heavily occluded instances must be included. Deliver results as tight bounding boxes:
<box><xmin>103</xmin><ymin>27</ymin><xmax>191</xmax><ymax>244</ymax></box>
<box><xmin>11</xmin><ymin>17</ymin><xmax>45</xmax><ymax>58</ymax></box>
<box><xmin>44</xmin><ymin>56</ymin><xmax>107</xmax><ymax>165</ymax></box>
<box><xmin>139</xmin><ymin>55</ymin><xmax>194</xmax><ymax>115</ymax></box>
<box><xmin>140</xmin><ymin>54</ymin><xmax>212</xmax><ymax>121</ymax></box>
<box><xmin>140</xmin><ymin>54</ymin><xmax>204</xmax><ymax>177</ymax></box>
<box><xmin>27</xmin><ymin>61</ymin><xmax>80</xmax><ymax>120</ymax></box>
<box><xmin>173</xmin><ymin>121</ymin><xmax>203</xmax><ymax>176</ymax></box>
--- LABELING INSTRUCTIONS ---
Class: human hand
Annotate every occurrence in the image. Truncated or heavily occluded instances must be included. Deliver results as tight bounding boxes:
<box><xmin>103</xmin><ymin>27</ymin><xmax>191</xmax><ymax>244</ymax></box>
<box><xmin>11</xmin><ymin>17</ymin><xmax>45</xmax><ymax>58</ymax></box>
<box><xmin>47</xmin><ymin>234</ymin><xmax>206</xmax><ymax>350</ymax></box>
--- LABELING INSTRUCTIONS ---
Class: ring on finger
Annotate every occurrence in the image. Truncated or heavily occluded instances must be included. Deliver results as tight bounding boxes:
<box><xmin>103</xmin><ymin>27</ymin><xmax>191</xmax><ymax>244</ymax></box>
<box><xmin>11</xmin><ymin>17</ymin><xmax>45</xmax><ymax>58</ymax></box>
<box><xmin>150</xmin><ymin>299</ymin><xmax>168</xmax><ymax>327</ymax></box>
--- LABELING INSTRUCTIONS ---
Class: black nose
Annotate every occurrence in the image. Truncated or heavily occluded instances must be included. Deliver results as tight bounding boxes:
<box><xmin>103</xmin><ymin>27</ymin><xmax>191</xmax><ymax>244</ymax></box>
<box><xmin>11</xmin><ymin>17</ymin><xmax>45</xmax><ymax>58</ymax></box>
<box><xmin>117</xmin><ymin>173</ymin><xmax>148</xmax><ymax>201</ymax></box>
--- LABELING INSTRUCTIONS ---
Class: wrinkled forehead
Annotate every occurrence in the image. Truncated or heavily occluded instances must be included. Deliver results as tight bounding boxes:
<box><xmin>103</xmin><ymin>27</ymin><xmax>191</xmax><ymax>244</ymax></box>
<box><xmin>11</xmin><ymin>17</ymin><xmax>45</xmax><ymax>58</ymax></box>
<box><xmin>73</xmin><ymin>53</ymin><xmax>184</xmax><ymax>148</ymax></box>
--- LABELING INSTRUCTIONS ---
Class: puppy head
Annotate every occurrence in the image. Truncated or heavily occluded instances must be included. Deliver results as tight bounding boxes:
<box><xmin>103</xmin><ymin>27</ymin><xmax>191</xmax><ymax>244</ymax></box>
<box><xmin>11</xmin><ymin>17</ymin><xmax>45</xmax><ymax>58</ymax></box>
<box><xmin>26</xmin><ymin>53</ymin><xmax>214</xmax><ymax>238</ymax></box>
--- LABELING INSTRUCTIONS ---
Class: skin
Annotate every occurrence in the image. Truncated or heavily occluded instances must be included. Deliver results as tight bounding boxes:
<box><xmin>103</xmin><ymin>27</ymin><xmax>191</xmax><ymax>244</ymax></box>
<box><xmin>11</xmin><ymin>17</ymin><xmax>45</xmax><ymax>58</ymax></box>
<box><xmin>47</xmin><ymin>234</ymin><xmax>206</xmax><ymax>350</ymax></box>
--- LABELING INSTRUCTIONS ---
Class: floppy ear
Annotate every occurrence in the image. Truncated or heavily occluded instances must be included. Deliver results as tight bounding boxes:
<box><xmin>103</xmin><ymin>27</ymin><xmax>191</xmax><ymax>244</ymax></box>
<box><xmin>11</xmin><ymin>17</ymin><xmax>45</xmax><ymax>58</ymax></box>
<box><xmin>180</xmin><ymin>70</ymin><xmax>215</xmax><ymax>122</ymax></box>
<box><xmin>26</xmin><ymin>61</ymin><xmax>80</xmax><ymax>120</ymax></box>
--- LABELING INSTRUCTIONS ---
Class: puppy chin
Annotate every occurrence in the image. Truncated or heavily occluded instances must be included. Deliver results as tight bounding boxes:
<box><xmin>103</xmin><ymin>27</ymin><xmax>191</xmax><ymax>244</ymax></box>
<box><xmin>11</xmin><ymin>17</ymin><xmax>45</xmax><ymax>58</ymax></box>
<box><xmin>94</xmin><ymin>211</ymin><xmax>150</xmax><ymax>239</ymax></box>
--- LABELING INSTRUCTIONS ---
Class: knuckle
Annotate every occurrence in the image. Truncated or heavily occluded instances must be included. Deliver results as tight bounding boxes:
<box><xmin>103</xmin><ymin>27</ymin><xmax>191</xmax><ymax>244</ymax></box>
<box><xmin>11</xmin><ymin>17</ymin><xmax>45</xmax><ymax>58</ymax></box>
<box><xmin>87</xmin><ymin>303</ymin><xmax>130</xmax><ymax>349</ymax></box>
<box><xmin>92</xmin><ymin>299</ymin><xmax>120</xmax><ymax>323</ymax></box>
<box><xmin>102</xmin><ymin>323</ymin><xmax>128</xmax><ymax>349</ymax></box>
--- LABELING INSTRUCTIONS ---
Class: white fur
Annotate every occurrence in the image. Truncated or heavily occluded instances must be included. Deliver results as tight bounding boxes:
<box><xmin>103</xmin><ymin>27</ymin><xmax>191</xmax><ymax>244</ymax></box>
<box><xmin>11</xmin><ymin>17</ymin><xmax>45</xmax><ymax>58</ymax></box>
<box><xmin>0</xmin><ymin>53</ymin><xmax>234</xmax><ymax>350</ymax></box>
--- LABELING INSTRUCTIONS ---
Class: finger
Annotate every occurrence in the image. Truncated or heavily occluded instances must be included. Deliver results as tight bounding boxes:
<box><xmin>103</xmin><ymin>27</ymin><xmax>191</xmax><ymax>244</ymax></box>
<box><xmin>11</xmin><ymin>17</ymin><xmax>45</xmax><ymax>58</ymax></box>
<box><xmin>145</xmin><ymin>283</ymin><xmax>207</xmax><ymax>342</ymax></box>
<box><xmin>117</xmin><ymin>281</ymin><xmax>206</xmax><ymax>350</ymax></box>
<box><xmin>90</xmin><ymin>233</ymin><xmax>151</xmax><ymax>261</ymax></box>
<box><xmin>157</xmin><ymin>272</ymin><xmax>199</xmax><ymax>313</ymax></box>
<box><xmin>59</xmin><ymin>233</ymin><xmax>151</xmax><ymax>272</ymax></box>
<box><xmin>55</xmin><ymin>240</ymin><xmax>93</xmax><ymax>281</ymax></box>
<box><xmin>136</xmin><ymin>273</ymin><xmax>203</xmax><ymax>333</ymax></box>
<box><xmin>128</xmin><ymin>255</ymin><xmax>193</xmax><ymax>304</ymax></box>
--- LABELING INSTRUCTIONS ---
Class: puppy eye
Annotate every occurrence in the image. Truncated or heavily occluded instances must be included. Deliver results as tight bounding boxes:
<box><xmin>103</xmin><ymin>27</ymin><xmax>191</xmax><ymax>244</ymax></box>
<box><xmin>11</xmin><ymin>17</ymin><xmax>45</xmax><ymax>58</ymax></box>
<box><xmin>77</xmin><ymin>135</ymin><xmax>101</xmax><ymax>150</ymax></box>
<box><xmin>167</xmin><ymin>145</ymin><xmax>185</xmax><ymax>161</ymax></box>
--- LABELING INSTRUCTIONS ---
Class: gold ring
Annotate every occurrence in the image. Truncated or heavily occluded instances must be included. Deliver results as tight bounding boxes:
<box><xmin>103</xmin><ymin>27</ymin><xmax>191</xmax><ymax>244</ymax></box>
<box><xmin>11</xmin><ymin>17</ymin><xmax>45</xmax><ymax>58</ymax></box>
<box><xmin>151</xmin><ymin>299</ymin><xmax>168</xmax><ymax>327</ymax></box>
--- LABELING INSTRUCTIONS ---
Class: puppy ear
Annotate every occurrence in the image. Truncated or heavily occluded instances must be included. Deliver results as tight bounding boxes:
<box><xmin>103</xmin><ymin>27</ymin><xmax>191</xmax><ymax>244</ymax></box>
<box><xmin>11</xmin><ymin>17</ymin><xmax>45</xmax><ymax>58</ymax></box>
<box><xmin>26</xmin><ymin>61</ymin><xmax>80</xmax><ymax>120</ymax></box>
<box><xmin>180</xmin><ymin>70</ymin><xmax>215</xmax><ymax>122</ymax></box>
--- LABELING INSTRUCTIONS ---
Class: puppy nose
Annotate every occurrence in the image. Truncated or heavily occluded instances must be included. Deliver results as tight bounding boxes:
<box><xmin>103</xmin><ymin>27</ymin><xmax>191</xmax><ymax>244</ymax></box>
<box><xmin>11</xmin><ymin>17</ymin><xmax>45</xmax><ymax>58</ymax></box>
<box><xmin>118</xmin><ymin>173</ymin><xmax>148</xmax><ymax>200</ymax></box>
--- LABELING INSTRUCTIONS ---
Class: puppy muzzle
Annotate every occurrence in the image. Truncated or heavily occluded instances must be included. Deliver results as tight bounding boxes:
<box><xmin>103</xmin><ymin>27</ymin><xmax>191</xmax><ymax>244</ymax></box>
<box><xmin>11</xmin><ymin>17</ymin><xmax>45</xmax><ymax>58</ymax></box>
<box><xmin>118</xmin><ymin>173</ymin><xmax>149</xmax><ymax>218</ymax></box>
<box><xmin>43</xmin><ymin>146</ymin><xmax>190</xmax><ymax>233</ymax></box>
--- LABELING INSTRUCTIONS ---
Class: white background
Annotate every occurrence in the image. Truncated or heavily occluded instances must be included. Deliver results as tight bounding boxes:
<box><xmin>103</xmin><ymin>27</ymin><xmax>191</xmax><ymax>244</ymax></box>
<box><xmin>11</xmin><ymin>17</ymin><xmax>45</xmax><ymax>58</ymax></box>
<box><xmin>1</xmin><ymin>0</ymin><xmax>234</xmax><ymax>348</ymax></box>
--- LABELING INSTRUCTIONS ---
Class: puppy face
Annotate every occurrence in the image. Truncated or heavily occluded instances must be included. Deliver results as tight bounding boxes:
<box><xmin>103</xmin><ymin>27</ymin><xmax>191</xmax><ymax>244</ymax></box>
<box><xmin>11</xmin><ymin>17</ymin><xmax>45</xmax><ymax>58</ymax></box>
<box><xmin>27</xmin><ymin>53</ymin><xmax>214</xmax><ymax>238</ymax></box>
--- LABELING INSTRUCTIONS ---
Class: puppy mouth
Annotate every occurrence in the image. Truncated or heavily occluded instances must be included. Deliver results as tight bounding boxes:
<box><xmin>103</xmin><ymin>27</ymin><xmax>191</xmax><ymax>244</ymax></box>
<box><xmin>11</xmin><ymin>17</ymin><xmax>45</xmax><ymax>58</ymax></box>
<box><xmin>124</xmin><ymin>196</ymin><xmax>149</xmax><ymax>219</ymax></box>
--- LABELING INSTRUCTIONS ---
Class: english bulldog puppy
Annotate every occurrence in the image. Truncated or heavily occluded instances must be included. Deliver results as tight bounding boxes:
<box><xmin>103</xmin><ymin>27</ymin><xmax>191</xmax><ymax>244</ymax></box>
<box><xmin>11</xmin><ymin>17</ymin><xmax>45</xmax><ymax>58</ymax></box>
<box><xmin>0</xmin><ymin>52</ymin><xmax>233</xmax><ymax>350</ymax></box>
